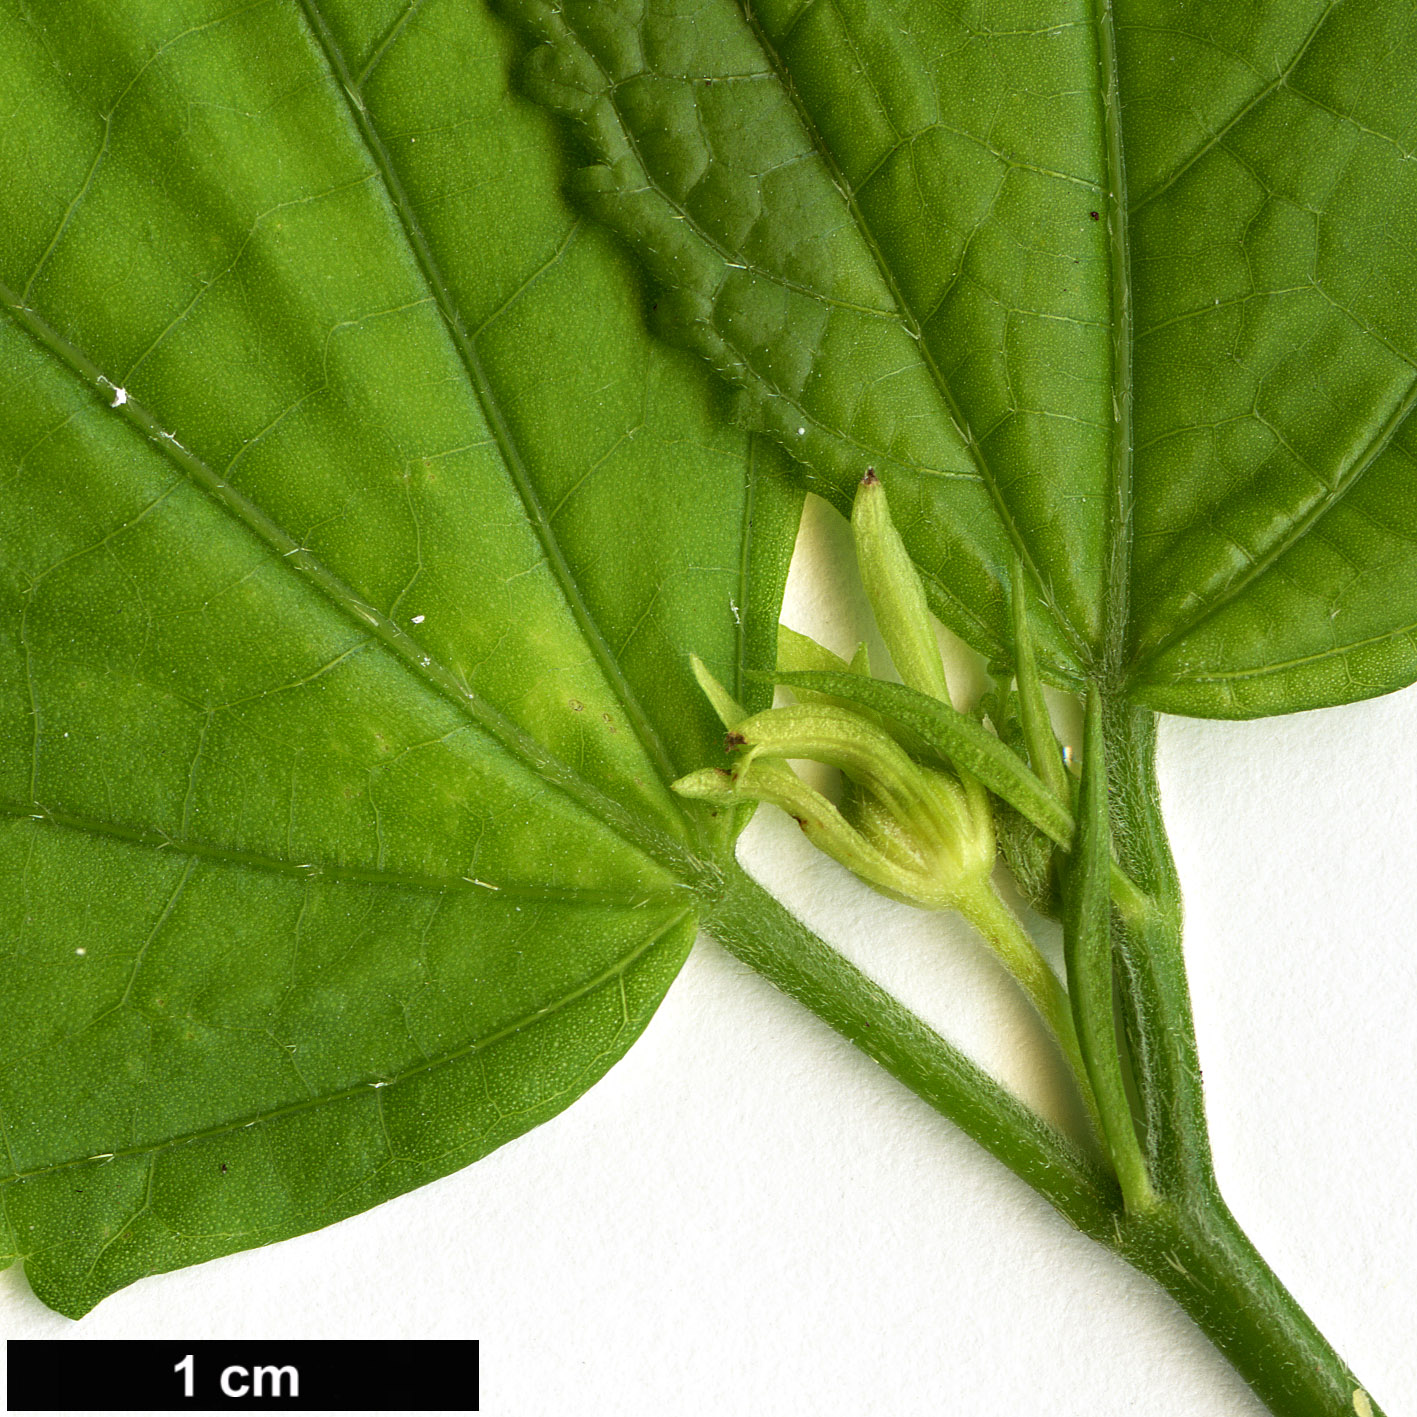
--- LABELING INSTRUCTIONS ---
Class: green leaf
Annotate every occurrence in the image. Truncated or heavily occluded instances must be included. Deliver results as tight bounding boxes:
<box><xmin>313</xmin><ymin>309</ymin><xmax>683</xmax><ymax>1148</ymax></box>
<box><xmin>508</xmin><ymin>0</ymin><xmax>1417</xmax><ymax>718</ymax></box>
<box><xmin>0</xmin><ymin>0</ymin><xmax>802</xmax><ymax>1315</ymax></box>
<box><xmin>6</xmin><ymin>1</ymin><xmax>1415</xmax><ymax>1372</ymax></box>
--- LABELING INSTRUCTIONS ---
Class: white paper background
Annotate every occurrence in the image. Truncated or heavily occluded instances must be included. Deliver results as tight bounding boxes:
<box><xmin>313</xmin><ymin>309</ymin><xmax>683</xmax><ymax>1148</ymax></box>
<box><xmin>4</xmin><ymin>496</ymin><xmax>1415</xmax><ymax>1417</ymax></box>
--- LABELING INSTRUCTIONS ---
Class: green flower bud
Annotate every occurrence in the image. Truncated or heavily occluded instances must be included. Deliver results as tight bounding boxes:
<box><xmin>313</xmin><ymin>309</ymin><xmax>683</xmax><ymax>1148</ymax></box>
<box><xmin>734</xmin><ymin>701</ymin><xmax>940</xmax><ymax>835</ymax></box>
<box><xmin>852</xmin><ymin>470</ymin><xmax>951</xmax><ymax>704</ymax></box>
<box><xmin>777</xmin><ymin>624</ymin><xmax>850</xmax><ymax>676</ymax></box>
<box><xmin>675</xmin><ymin>699</ymin><xmax>995</xmax><ymax>912</ymax></box>
<box><xmin>676</xmin><ymin>757</ymin><xmax>922</xmax><ymax>904</ymax></box>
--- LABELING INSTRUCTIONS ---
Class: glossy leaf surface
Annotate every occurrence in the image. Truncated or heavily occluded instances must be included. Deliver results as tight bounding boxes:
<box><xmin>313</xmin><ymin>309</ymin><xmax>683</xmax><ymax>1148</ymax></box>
<box><xmin>0</xmin><ymin>0</ymin><xmax>799</xmax><ymax>1315</ymax></box>
<box><xmin>509</xmin><ymin>0</ymin><xmax>1417</xmax><ymax>716</ymax></box>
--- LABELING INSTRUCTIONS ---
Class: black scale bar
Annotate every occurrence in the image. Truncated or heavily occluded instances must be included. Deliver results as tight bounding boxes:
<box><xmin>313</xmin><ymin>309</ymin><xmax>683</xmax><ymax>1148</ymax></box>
<box><xmin>7</xmin><ymin>1339</ymin><xmax>479</xmax><ymax>1412</ymax></box>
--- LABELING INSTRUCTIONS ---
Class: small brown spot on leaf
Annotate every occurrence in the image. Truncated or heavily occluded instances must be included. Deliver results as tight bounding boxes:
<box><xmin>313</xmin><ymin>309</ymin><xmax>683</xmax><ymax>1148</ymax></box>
<box><xmin>569</xmin><ymin>699</ymin><xmax>584</xmax><ymax>712</ymax></box>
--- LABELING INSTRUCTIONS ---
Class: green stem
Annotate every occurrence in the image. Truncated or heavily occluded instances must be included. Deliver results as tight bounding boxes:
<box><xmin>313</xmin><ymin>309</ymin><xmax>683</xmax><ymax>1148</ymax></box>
<box><xmin>707</xmin><ymin>701</ymin><xmax>1387</xmax><ymax>1414</ymax></box>
<box><xmin>1063</xmin><ymin>689</ymin><xmax>1154</xmax><ymax>1212</ymax></box>
<box><xmin>1117</xmin><ymin>1195</ymin><xmax>1386</xmax><ymax>1417</ymax></box>
<box><xmin>1102</xmin><ymin>700</ymin><xmax>1211</xmax><ymax>1197</ymax></box>
<box><xmin>1100</xmin><ymin>699</ymin><xmax>1383</xmax><ymax>1413</ymax></box>
<box><xmin>955</xmin><ymin>881</ymin><xmax>1107</xmax><ymax>1149</ymax></box>
<box><xmin>704</xmin><ymin>858</ymin><xmax>1118</xmax><ymax>1234</ymax></box>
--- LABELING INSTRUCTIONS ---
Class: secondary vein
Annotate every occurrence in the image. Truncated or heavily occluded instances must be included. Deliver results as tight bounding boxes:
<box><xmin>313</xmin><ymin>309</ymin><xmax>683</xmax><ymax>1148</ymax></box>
<box><xmin>1129</xmin><ymin>357</ymin><xmax>1417</xmax><ymax>677</ymax></box>
<box><xmin>0</xmin><ymin>797</ymin><xmax>690</xmax><ymax>906</ymax></box>
<box><xmin>0</xmin><ymin>905</ymin><xmax>694</xmax><ymax>1190</ymax></box>
<box><xmin>0</xmin><ymin>280</ymin><xmax>692</xmax><ymax>879</ymax></box>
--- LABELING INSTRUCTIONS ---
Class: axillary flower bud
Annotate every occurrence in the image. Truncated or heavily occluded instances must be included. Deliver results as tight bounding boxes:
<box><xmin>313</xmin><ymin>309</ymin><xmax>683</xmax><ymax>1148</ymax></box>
<box><xmin>853</xmin><ymin>469</ymin><xmax>951</xmax><ymax>704</ymax></box>
<box><xmin>675</xmin><ymin>667</ymin><xmax>994</xmax><ymax>912</ymax></box>
<box><xmin>677</xmin><ymin>491</ymin><xmax>1097</xmax><ymax>1141</ymax></box>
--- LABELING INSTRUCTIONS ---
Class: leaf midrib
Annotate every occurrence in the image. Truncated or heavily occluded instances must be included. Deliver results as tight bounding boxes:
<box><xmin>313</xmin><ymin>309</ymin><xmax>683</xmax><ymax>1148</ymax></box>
<box><xmin>0</xmin><ymin>798</ymin><xmax>687</xmax><ymax>905</ymax></box>
<box><xmin>0</xmin><ymin>281</ymin><xmax>693</xmax><ymax>880</ymax></box>
<box><xmin>1096</xmin><ymin>0</ymin><xmax>1134</xmax><ymax>682</ymax></box>
<box><xmin>295</xmin><ymin>0</ymin><xmax>698</xmax><ymax>841</ymax></box>
<box><xmin>733</xmin><ymin>437</ymin><xmax>758</xmax><ymax>703</ymax></box>
<box><xmin>733</xmin><ymin>0</ymin><xmax>1094</xmax><ymax>668</ymax></box>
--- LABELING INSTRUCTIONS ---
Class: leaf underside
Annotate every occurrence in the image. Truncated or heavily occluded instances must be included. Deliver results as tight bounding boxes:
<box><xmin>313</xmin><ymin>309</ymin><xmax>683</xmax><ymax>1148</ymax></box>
<box><xmin>507</xmin><ymin>0</ymin><xmax>1417</xmax><ymax>716</ymax></box>
<box><xmin>6</xmin><ymin>0</ymin><xmax>1417</xmax><ymax>1318</ymax></box>
<box><xmin>0</xmin><ymin>0</ymin><xmax>801</xmax><ymax>1315</ymax></box>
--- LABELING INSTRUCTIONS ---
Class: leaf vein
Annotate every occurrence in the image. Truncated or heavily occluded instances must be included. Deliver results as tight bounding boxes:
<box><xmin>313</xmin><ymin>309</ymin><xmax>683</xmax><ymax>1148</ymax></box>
<box><xmin>0</xmin><ymin>907</ymin><xmax>692</xmax><ymax>1190</ymax></box>
<box><xmin>0</xmin><ymin>797</ymin><xmax>688</xmax><ymax>906</ymax></box>
<box><xmin>1127</xmin><ymin>0</ymin><xmax>1342</xmax><ymax>214</ymax></box>
<box><xmin>297</xmin><ymin>0</ymin><xmax>695</xmax><ymax>820</ymax></box>
<box><xmin>1129</xmin><ymin>365</ymin><xmax>1417</xmax><ymax>673</ymax></box>
<box><xmin>0</xmin><ymin>279</ymin><xmax>689</xmax><ymax>875</ymax></box>
<box><xmin>733</xmin><ymin>0</ymin><xmax>1091</xmax><ymax>660</ymax></box>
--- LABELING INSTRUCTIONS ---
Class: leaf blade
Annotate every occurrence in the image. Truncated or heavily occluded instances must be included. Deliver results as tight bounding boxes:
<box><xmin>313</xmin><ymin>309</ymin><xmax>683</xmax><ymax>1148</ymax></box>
<box><xmin>1118</xmin><ymin>0</ymin><xmax>1417</xmax><ymax>714</ymax></box>
<box><xmin>501</xmin><ymin>0</ymin><xmax>1119</xmax><ymax>673</ymax></box>
<box><xmin>2</xmin><ymin>826</ymin><xmax>692</xmax><ymax>1317</ymax></box>
<box><xmin>0</xmin><ymin>0</ymin><xmax>799</xmax><ymax>1313</ymax></box>
<box><xmin>514</xmin><ymin>0</ymin><xmax>1417</xmax><ymax>719</ymax></box>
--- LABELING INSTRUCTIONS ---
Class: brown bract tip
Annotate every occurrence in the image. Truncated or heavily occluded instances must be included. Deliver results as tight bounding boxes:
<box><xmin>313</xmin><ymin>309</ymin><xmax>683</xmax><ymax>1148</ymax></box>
<box><xmin>861</xmin><ymin>467</ymin><xmax>880</xmax><ymax>486</ymax></box>
<box><xmin>724</xmin><ymin>731</ymin><xmax>746</xmax><ymax>750</ymax></box>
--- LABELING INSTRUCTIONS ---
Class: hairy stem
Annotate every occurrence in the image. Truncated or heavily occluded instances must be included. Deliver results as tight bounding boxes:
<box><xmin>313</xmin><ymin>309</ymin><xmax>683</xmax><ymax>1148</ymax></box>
<box><xmin>1102</xmin><ymin>700</ymin><xmax>1382</xmax><ymax>1415</ymax></box>
<box><xmin>1102</xmin><ymin>701</ymin><xmax>1210</xmax><ymax>1197</ymax></box>
<box><xmin>1063</xmin><ymin>690</ymin><xmax>1154</xmax><ymax>1212</ymax></box>
<box><xmin>956</xmin><ymin>881</ymin><xmax>1106</xmax><ymax>1148</ymax></box>
<box><xmin>1116</xmin><ymin>1196</ymin><xmax>1385</xmax><ymax>1417</ymax></box>
<box><xmin>708</xmin><ymin>701</ymin><xmax>1387</xmax><ymax>1414</ymax></box>
<box><xmin>703</xmin><ymin>857</ymin><xmax>1118</xmax><ymax>1234</ymax></box>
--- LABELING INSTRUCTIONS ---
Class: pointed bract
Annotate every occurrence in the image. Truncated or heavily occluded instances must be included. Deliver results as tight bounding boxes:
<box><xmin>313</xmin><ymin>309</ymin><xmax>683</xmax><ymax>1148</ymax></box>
<box><xmin>852</xmin><ymin>473</ymin><xmax>952</xmax><ymax>705</ymax></box>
